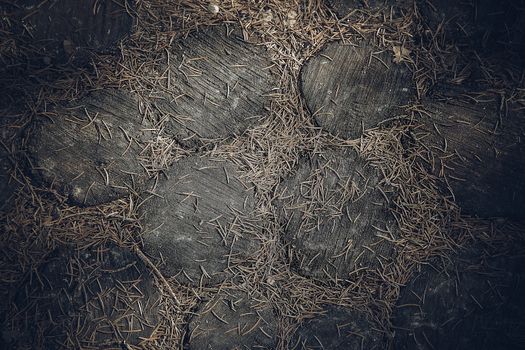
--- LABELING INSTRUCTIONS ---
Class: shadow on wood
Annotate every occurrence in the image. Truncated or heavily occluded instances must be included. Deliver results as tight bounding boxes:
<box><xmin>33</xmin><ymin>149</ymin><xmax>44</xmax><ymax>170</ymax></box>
<box><xmin>28</xmin><ymin>89</ymin><xmax>152</xmax><ymax>206</ymax></box>
<box><xmin>3</xmin><ymin>0</ymin><xmax>134</xmax><ymax>62</ymax></box>
<box><xmin>415</xmin><ymin>98</ymin><xmax>525</xmax><ymax>219</ymax></box>
<box><xmin>0</xmin><ymin>147</ymin><xmax>16</xmax><ymax>212</ymax></box>
<box><xmin>0</xmin><ymin>243</ymin><xmax>160</xmax><ymax>349</ymax></box>
<box><xmin>391</xmin><ymin>237</ymin><xmax>525</xmax><ymax>350</ymax></box>
<box><xmin>290</xmin><ymin>305</ymin><xmax>386</xmax><ymax>349</ymax></box>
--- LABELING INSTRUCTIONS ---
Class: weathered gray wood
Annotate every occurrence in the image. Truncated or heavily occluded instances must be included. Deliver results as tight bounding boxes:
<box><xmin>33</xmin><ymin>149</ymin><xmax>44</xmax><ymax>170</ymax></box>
<box><xmin>300</xmin><ymin>42</ymin><xmax>413</xmax><ymax>140</ymax></box>
<box><xmin>327</xmin><ymin>0</ymin><xmax>396</xmax><ymax>17</ymax></box>
<box><xmin>156</xmin><ymin>26</ymin><xmax>275</xmax><ymax>146</ymax></box>
<box><xmin>28</xmin><ymin>89</ymin><xmax>152</xmax><ymax>206</ymax></box>
<box><xmin>141</xmin><ymin>155</ymin><xmax>259</xmax><ymax>286</ymax></box>
<box><xmin>188</xmin><ymin>290</ymin><xmax>277</xmax><ymax>349</ymax></box>
<box><xmin>1</xmin><ymin>244</ymin><xmax>160</xmax><ymax>349</ymax></box>
<box><xmin>9</xmin><ymin>0</ymin><xmax>133</xmax><ymax>60</ymax></box>
<box><xmin>290</xmin><ymin>305</ymin><xmax>385</xmax><ymax>349</ymax></box>
<box><xmin>417</xmin><ymin>98</ymin><xmax>525</xmax><ymax>219</ymax></box>
<box><xmin>392</xmin><ymin>244</ymin><xmax>525</xmax><ymax>349</ymax></box>
<box><xmin>277</xmin><ymin>149</ymin><xmax>397</xmax><ymax>282</ymax></box>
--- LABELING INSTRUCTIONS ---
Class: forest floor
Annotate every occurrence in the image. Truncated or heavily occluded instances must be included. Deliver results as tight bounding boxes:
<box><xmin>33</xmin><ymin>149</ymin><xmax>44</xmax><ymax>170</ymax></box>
<box><xmin>0</xmin><ymin>1</ymin><xmax>524</xmax><ymax>349</ymax></box>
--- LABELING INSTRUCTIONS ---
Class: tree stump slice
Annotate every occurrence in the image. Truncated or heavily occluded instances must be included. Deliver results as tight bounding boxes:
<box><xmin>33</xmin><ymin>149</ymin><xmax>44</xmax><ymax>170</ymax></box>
<box><xmin>9</xmin><ymin>0</ymin><xmax>133</xmax><ymax>60</ymax></box>
<box><xmin>141</xmin><ymin>155</ymin><xmax>259</xmax><ymax>286</ymax></box>
<box><xmin>392</xmin><ymin>245</ymin><xmax>525</xmax><ymax>350</ymax></box>
<box><xmin>290</xmin><ymin>305</ymin><xmax>385</xmax><ymax>349</ymax></box>
<box><xmin>417</xmin><ymin>98</ymin><xmax>525</xmax><ymax>219</ymax></box>
<box><xmin>188</xmin><ymin>290</ymin><xmax>277</xmax><ymax>350</ymax></box>
<box><xmin>1</xmin><ymin>244</ymin><xmax>161</xmax><ymax>349</ymax></box>
<box><xmin>28</xmin><ymin>89</ymin><xmax>152</xmax><ymax>206</ymax></box>
<box><xmin>157</xmin><ymin>26</ymin><xmax>275</xmax><ymax>146</ymax></box>
<box><xmin>300</xmin><ymin>43</ymin><xmax>413</xmax><ymax>140</ymax></box>
<box><xmin>277</xmin><ymin>149</ymin><xmax>397</xmax><ymax>282</ymax></box>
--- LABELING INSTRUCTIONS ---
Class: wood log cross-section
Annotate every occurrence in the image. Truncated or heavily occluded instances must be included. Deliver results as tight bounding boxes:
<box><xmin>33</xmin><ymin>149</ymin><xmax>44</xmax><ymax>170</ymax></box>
<box><xmin>28</xmin><ymin>89</ymin><xmax>152</xmax><ymax>206</ymax></box>
<box><xmin>300</xmin><ymin>42</ymin><xmax>414</xmax><ymax>140</ymax></box>
<box><xmin>188</xmin><ymin>290</ymin><xmax>277</xmax><ymax>350</ymax></box>
<box><xmin>156</xmin><ymin>26</ymin><xmax>276</xmax><ymax>147</ymax></box>
<box><xmin>277</xmin><ymin>148</ymin><xmax>398</xmax><ymax>283</ymax></box>
<box><xmin>140</xmin><ymin>155</ymin><xmax>260</xmax><ymax>286</ymax></box>
<box><xmin>416</xmin><ymin>98</ymin><xmax>525</xmax><ymax>219</ymax></box>
<box><xmin>6</xmin><ymin>0</ymin><xmax>134</xmax><ymax>60</ymax></box>
<box><xmin>301</xmin><ymin>38</ymin><xmax>524</xmax><ymax>219</ymax></box>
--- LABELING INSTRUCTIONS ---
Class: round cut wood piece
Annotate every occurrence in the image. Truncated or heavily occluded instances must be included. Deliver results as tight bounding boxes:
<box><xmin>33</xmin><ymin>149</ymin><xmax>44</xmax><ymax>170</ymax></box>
<box><xmin>277</xmin><ymin>149</ymin><xmax>397</xmax><ymax>282</ymax></box>
<box><xmin>11</xmin><ymin>0</ymin><xmax>133</xmax><ymax>59</ymax></box>
<box><xmin>1</xmin><ymin>244</ymin><xmax>161</xmax><ymax>349</ymax></box>
<box><xmin>300</xmin><ymin>43</ymin><xmax>413</xmax><ymax>139</ymax></box>
<box><xmin>141</xmin><ymin>155</ymin><xmax>259</xmax><ymax>286</ymax></box>
<box><xmin>290</xmin><ymin>305</ymin><xmax>385</xmax><ymax>349</ymax></box>
<box><xmin>392</xmin><ymin>244</ymin><xmax>525</xmax><ymax>349</ymax></box>
<box><xmin>28</xmin><ymin>89</ymin><xmax>152</xmax><ymax>206</ymax></box>
<box><xmin>157</xmin><ymin>26</ymin><xmax>275</xmax><ymax>145</ymax></box>
<box><xmin>418</xmin><ymin>98</ymin><xmax>525</xmax><ymax>219</ymax></box>
<box><xmin>188</xmin><ymin>290</ymin><xmax>277</xmax><ymax>350</ymax></box>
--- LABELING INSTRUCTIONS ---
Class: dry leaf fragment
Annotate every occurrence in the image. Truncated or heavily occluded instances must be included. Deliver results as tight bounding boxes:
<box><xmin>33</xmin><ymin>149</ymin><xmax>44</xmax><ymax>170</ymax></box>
<box><xmin>393</xmin><ymin>45</ymin><xmax>411</xmax><ymax>63</ymax></box>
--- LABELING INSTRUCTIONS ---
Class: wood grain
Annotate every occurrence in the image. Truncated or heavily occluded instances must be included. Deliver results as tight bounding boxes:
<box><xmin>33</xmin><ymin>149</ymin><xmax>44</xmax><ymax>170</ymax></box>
<box><xmin>141</xmin><ymin>155</ymin><xmax>259</xmax><ymax>286</ymax></box>
<box><xmin>417</xmin><ymin>98</ymin><xmax>525</xmax><ymax>219</ymax></box>
<box><xmin>392</xmin><ymin>244</ymin><xmax>525</xmax><ymax>350</ymax></box>
<box><xmin>188</xmin><ymin>290</ymin><xmax>277</xmax><ymax>350</ymax></box>
<box><xmin>277</xmin><ymin>149</ymin><xmax>397</xmax><ymax>282</ymax></box>
<box><xmin>300</xmin><ymin>42</ymin><xmax>413</xmax><ymax>140</ymax></box>
<box><xmin>291</xmin><ymin>305</ymin><xmax>385</xmax><ymax>350</ymax></box>
<box><xmin>10</xmin><ymin>0</ymin><xmax>133</xmax><ymax>59</ymax></box>
<box><xmin>156</xmin><ymin>26</ymin><xmax>275</xmax><ymax>146</ymax></box>
<box><xmin>28</xmin><ymin>89</ymin><xmax>151</xmax><ymax>206</ymax></box>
